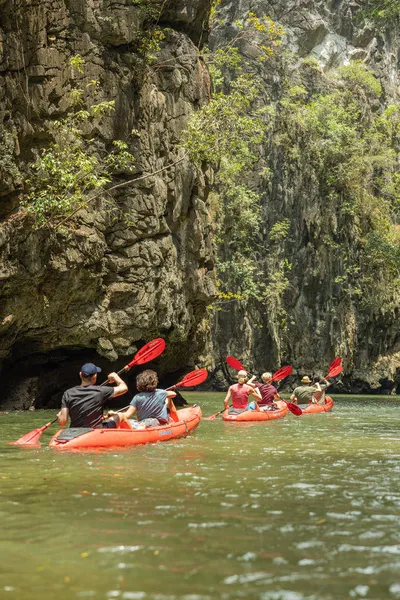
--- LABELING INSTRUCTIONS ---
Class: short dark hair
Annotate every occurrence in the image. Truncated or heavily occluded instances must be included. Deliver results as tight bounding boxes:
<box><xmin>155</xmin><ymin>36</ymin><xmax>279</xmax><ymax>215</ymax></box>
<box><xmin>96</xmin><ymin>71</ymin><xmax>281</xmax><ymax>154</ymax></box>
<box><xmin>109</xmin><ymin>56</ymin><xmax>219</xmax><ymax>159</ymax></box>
<box><xmin>136</xmin><ymin>369</ymin><xmax>158</xmax><ymax>392</ymax></box>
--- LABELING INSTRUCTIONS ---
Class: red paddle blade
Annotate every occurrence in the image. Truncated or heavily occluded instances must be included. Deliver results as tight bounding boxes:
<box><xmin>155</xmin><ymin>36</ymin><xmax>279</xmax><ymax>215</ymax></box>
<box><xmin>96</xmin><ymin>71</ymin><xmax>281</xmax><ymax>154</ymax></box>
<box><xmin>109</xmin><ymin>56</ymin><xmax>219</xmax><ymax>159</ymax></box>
<box><xmin>10</xmin><ymin>429</ymin><xmax>43</xmax><ymax>446</ymax></box>
<box><xmin>285</xmin><ymin>401</ymin><xmax>302</xmax><ymax>416</ymax></box>
<box><xmin>327</xmin><ymin>364</ymin><xmax>343</xmax><ymax>378</ymax></box>
<box><xmin>127</xmin><ymin>338</ymin><xmax>166</xmax><ymax>368</ymax></box>
<box><xmin>272</xmin><ymin>366</ymin><xmax>292</xmax><ymax>381</ymax></box>
<box><xmin>10</xmin><ymin>417</ymin><xmax>58</xmax><ymax>447</ymax></box>
<box><xmin>329</xmin><ymin>357</ymin><xmax>342</xmax><ymax>371</ymax></box>
<box><xmin>10</xmin><ymin>423</ymin><xmax>49</xmax><ymax>446</ymax></box>
<box><xmin>226</xmin><ymin>356</ymin><xmax>245</xmax><ymax>371</ymax></box>
<box><xmin>176</xmin><ymin>368</ymin><xmax>208</xmax><ymax>388</ymax></box>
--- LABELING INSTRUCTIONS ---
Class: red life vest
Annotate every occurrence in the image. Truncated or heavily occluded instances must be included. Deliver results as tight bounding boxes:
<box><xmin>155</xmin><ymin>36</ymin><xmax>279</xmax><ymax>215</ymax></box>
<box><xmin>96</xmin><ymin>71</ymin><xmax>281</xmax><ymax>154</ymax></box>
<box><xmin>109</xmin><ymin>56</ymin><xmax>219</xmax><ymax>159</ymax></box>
<box><xmin>230</xmin><ymin>383</ymin><xmax>252</xmax><ymax>409</ymax></box>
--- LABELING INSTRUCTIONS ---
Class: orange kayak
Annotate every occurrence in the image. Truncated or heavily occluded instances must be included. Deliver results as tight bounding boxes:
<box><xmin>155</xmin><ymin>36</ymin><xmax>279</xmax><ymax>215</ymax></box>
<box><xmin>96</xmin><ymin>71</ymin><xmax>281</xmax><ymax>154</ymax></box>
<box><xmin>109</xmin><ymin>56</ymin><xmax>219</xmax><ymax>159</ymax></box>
<box><xmin>49</xmin><ymin>406</ymin><xmax>202</xmax><ymax>449</ymax></box>
<box><xmin>301</xmin><ymin>396</ymin><xmax>334</xmax><ymax>414</ymax></box>
<box><xmin>222</xmin><ymin>400</ymin><xmax>288</xmax><ymax>422</ymax></box>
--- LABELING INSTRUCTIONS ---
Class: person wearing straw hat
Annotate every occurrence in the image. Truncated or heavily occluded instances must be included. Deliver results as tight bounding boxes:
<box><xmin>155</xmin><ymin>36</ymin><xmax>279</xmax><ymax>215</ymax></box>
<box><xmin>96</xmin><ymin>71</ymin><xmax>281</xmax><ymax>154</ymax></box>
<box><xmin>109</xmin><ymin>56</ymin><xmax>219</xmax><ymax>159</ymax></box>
<box><xmin>224</xmin><ymin>370</ymin><xmax>262</xmax><ymax>413</ymax></box>
<box><xmin>290</xmin><ymin>375</ymin><xmax>316</xmax><ymax>405</ymax></box>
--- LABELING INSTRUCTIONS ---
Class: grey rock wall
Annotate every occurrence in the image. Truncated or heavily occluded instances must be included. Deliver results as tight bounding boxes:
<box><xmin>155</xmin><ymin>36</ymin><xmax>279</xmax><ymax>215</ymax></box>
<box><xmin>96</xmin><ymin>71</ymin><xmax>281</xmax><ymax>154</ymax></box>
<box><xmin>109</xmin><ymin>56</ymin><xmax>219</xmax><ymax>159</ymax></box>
<box><xmin>211</xmin><ymin>0</ymin><xmax>400</xmax><ymax>394</ymax></box>
<box><xmin>0</xmin><ymin>0</ymin><xmax>216</xmax><ymax>408</ymax></box>
<box><xmin>0</xmin><ymin>0</ymin><xmax>399</xmax><ymax>407</ymax></box>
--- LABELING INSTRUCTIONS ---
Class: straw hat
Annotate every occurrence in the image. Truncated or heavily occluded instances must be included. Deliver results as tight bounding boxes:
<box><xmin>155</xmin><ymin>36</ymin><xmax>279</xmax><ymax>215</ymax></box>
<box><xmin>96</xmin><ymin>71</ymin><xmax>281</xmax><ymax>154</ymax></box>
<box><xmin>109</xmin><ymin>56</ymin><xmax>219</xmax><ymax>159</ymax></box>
<box><xmin>301</xmin><ymin>376</ymin><xmax>312</xmax><ymax>384</ymax></box>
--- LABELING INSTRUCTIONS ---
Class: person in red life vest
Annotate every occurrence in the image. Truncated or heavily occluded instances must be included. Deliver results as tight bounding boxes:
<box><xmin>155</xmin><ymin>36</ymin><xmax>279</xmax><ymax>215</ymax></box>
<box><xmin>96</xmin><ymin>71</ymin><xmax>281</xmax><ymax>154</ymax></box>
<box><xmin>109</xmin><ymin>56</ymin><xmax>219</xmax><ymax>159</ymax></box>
<box><xmin>248</xmin><ymin>371</ymin><xmax>279</xmax><ymax>411</ymax></box>
<box><xmin>224</xmin><ymin>370</ymin><xmax>262</xmax><ymax>413</ymax></box>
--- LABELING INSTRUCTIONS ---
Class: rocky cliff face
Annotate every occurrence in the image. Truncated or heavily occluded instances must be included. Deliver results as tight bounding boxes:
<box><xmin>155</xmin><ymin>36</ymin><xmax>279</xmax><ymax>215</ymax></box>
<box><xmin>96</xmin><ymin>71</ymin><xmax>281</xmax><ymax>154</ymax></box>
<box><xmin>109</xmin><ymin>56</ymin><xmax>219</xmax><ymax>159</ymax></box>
<box><xmin>1</xmin><ymin>0</ymin><xmax>399</xmax><ymax>409</ymax></box>
<box><xmin>211</xmin><ymin>0</ymin><xmax>400</xmax><ymax>394</ymax></box>
<box><xmin>0</xmin><ymin>0</ymin><xmax>215</xmax><ymax>408</ymax></box>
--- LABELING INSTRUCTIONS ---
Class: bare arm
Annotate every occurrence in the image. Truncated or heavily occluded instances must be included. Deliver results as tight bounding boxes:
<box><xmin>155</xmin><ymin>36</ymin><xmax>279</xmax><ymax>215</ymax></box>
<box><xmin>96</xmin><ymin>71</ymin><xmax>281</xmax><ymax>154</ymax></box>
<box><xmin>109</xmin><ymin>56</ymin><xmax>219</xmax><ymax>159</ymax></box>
<box><xmin>224</xmin><ymin>388</ymin><xmax>232</xmax><ymax>408</ymax></box>
<box><xmin>107</xmin><ymin>372</ymin><xmax>128</xmax><ymax>398</ymax></box>
<box><xmin>247</xmin><ymin>376</ymin><xmax>257</xmax><ymax>388</ymax></box>
<box><xmin>114</xmin><ymin>405</ymin><xmax>136</xmax><ymax>422</ymax></box>
<box><xmin>57</xmin><ymin>407</ymin><xmax>69</xmax><ymax>426</ymax></box>
<box><xmin>166</xmin><ymin>390</ymin><xmax>176</xmax><ymax>404</ymax></box>
<box><xmin>249</xmin><ymin>386</ymin><xmax>262</xmax><ymax>402</ymax></box>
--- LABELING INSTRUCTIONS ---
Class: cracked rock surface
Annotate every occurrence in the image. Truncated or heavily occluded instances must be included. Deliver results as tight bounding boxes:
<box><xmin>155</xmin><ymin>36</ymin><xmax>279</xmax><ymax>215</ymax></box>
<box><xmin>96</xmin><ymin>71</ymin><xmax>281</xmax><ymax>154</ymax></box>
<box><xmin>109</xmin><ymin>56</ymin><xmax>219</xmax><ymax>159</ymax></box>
<box><xmin>0</xmin><ymin>0</ymin><xmax>215</xmax><ymax>407</ymax></box>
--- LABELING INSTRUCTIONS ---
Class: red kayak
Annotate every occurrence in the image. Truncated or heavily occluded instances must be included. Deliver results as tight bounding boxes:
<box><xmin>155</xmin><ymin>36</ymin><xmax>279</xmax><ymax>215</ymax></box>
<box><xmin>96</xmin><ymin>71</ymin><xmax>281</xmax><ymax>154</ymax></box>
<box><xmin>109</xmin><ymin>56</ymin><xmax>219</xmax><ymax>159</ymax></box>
<box><xmin>301</xmin><ymin>396</ymin><xmax>334</xmax><ymax>414</ymax></box>
<box><xmin>49</xmin><ymin>406</ymin><xmax>202</xmax><ymax>449</ymax></box>
<box><xmin>222</xmin><ymin>400</ymin><xmax>288</xmax><ymax>422</ymax></box>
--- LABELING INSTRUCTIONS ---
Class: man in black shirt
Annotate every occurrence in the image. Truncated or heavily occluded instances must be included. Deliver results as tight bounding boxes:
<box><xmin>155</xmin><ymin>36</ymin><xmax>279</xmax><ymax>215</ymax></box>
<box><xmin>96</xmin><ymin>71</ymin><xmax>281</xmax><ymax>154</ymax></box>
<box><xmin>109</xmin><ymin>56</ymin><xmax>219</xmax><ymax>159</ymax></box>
<box><xmin>57</xmin><ymin>363</ymin><xmax>128</xmax><ymax>429</ymax></box>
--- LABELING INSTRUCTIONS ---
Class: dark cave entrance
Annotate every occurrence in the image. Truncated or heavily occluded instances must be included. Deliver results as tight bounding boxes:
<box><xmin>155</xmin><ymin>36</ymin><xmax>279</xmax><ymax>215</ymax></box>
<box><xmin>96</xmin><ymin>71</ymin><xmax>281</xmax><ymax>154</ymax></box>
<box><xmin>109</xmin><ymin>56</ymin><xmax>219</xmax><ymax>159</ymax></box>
<box><xmin>1</xmin><ymin>343</ymin><xmax>192</xmax><ymax>411</ymax></box>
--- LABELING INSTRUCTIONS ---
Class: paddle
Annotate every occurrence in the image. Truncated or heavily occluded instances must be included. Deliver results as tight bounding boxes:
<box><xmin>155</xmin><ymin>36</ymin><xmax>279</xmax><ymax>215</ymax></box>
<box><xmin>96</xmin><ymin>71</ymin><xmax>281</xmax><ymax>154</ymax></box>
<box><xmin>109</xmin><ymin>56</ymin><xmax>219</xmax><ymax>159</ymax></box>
<box><xmin>225</xmin><ymin>356</ymin><xmax>246</xmax><ymax>372</ymax></box>
<box><xmin>166</xmin><ymin>368</ymin><xmax>208</xmax><ymax>390</ymax></box>
<box><xmin>225</xmin><ymin>358</ymin><xmax>292</xmax><ymax>383</ymax></box>
<box><xmin>204</xmin><ymin>407</ymin><xmax>226</xmax><ymax>421</ymax></box>
<box><xmin>205</xmin><ymin>362</ymin><xmax>298</xmax><ymax>419</ymax></box>
<box><xmin>11</xmin><ymin>338</ymin><xmax>167</xmax><ymax>447</ymax></box>
<box><xmin>166</xmin><ymin>369</ymin><xmax>208</xmax><ymax>421</ymax></box>
<box><xmin>326</xmin><ymin>357</ymin><xmax>343</xmax><ymax>379</ymax></box>
<box><xmin>100</xmin><ymin>338</ymin><xmax>166</xmax><ymax>386</ymax></box>
<box><xmin>9</xmin><ymin>417</ymin><xmax>59</xmax><ymax>447</ymax></box>
<box><xmin>309</xmin><ymin>357</ymin><xmax>343</xmax><ymax>405</ymax></box>
<box><xmin>328</xmin><ymin>357</ymin><xmax>342</xmax><ymax>372</ymax></box>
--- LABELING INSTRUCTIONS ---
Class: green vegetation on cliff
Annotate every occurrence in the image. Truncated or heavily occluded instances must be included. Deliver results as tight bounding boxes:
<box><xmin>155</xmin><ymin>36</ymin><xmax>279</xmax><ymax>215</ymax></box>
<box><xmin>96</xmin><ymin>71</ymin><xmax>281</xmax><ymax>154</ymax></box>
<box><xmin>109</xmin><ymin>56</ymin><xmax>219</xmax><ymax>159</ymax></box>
<box><xmin>361</xmin><ymin>0</ymin><xmax>400</xmax><ymax>27</ymax></box>
<box><xmin>277</xmin><ymin>59</ymin><xmax>400</xmax><ymax>313</ymax></box>
<box><xmin>20</xmin><ymin>5</ymin><xmax>400</xmax><ymax>325</ymax></box>
<box><xmin>23</xmin><ymin>57</ymin><xmax>136</xmax><ymax>228</ymax></box>
<box><xmin>184</xmin><ymin>14</ymin><xmax>288</xmax><ymax>315</ymax></box>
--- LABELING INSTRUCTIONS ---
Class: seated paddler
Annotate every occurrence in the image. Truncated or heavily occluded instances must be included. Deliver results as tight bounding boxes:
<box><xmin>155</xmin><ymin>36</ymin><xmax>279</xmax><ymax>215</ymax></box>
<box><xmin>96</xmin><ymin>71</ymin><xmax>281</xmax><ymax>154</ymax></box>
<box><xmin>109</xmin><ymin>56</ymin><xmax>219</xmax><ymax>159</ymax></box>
<box><xmin>109</xmin><ymin>369</ymin><xmax>177</xmax><ymax>429</ymax></box>
<box><xmin>57</xmin><ymin>363</ymin><xmax>128</xmax><ymax>429</ymax></box>
<box><xmin>224</xmin><ymin>370</ymin><xmax>262</xmax><ymax>414</ymax></box>
<box><xmin>311</xmin><ymin>375</ymin><xmax>331</xmax><ymax>404</ymax></box>
<box><xmin>290</xmin><ymin>375</ymin><xmax>315</xmax><ymax>405</ymax></box>
<box><xmin>247</xmin><ymin>372</ymin><xmax>279</xmax><ymax>410</ymax></box>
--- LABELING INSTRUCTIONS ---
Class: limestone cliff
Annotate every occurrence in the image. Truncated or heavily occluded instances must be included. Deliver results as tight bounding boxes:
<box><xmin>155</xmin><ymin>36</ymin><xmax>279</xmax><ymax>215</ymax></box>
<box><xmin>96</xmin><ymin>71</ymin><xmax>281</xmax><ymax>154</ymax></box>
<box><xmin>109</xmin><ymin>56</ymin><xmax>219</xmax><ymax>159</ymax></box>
<box><xmin>0</xmin><ymin>0</ymin><xmax>215</xmax><ymax>408</ymax></box>
<box><xmin>1</xmin><ymin>0</ymin><xmax>399</xmax><ymax>409</ymax></box>
<box><xmin>211</xmin><ymin>0</ymin><xmax>400</xmax><ymax>394</ymax></box>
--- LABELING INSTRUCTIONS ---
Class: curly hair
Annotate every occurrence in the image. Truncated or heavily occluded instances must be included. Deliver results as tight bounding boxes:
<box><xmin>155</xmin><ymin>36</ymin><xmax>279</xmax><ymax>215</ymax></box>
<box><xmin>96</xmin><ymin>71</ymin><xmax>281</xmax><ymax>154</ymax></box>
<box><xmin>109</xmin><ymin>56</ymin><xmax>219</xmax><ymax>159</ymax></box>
<box><xmin>136</xmin><ymin>369</ymin><xmax>158</xmax><ymax>392</ymax></box>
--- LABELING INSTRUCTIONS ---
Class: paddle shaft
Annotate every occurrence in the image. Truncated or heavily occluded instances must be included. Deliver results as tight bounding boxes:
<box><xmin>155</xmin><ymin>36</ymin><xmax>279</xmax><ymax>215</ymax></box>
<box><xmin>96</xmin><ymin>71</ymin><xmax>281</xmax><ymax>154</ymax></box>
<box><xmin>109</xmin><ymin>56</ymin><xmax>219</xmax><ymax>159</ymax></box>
<box><xmin>204</xmin><ymin>407</ymin><xmax>229</xmax><ymax>420</ymax></box>
<box><xmin>100</xmin><ymin>364</ymin><xmax>135</xmax><ymax>387</ymax></box>
<box><xmin>275</xmin><ymin>394</ymin><xmax>302</xmax><ymax>416</ymax></box>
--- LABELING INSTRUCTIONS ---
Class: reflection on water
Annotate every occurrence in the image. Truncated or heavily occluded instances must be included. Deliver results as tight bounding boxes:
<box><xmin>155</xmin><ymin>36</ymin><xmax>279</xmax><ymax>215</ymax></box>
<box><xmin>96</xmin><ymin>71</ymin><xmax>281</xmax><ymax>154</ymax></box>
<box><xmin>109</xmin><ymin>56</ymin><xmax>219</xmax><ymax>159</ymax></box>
<box><xmin>0</xmin><ymin>395</ymin><xmax>399</xmax><ymax>599</ymax></box>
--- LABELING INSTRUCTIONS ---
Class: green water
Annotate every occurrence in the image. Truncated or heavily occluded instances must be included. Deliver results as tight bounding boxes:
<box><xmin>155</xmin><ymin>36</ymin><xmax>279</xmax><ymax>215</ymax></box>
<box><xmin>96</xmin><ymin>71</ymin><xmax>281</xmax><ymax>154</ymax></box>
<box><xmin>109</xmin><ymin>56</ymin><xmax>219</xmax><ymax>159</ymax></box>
<box><xmin>0</xmin><ymin>394</ymin><xmax>399</xmax><ymax>600</ymax></box>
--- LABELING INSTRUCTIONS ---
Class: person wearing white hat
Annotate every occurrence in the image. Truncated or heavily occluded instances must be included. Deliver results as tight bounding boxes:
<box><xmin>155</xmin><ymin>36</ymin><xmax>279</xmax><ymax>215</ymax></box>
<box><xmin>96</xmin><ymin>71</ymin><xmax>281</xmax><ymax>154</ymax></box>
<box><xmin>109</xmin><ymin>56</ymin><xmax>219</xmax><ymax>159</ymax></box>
<box><xmin>224</xmin><ymin>370</ymin><xmax>262</xmax><ymax>413</ymax></box>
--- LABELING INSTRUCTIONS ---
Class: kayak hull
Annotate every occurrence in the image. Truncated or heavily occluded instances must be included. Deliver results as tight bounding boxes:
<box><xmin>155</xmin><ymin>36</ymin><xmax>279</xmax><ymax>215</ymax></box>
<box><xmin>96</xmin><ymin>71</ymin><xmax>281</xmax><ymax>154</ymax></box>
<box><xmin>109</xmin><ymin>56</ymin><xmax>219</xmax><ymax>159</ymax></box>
<box><xmin>301</xmin><ymin>396</ymin><xmax>334</xmax><ymax>414</ymax></box>
<box><xmin>49</xmin><ymin>406</ymin><xmax>202</xmax><ymax>449</ymax></box>
<box><xmin>222</xmin><ymin>400</ymin><xmax>288</xmax><ymax>422</ymax></box>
